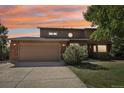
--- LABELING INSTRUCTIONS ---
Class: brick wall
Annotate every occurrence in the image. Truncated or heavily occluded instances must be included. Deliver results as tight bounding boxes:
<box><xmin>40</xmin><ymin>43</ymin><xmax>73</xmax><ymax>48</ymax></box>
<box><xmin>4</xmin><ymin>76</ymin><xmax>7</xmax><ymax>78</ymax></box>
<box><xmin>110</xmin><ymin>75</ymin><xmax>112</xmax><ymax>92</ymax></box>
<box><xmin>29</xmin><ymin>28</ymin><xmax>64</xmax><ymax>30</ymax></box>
<box><xmin>9</xmin><ymin>40</ymin><xmax>19</xmax><ymax>61</ymax></box>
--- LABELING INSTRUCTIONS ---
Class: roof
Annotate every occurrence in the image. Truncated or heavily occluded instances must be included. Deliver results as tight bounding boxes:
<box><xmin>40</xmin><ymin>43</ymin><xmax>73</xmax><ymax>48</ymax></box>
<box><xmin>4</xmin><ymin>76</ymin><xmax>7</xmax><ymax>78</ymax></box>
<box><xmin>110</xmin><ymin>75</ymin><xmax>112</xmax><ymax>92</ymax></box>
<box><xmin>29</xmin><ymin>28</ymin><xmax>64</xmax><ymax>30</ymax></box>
<box><xmin>37</xmin><ymin>26</ymin><xmax>97</xmax><ymax>30</ymax></box>
<box><xmin>0</xmin><ymin>35</ymin><xmax>8</xmax><ymax>38</ymax></box>
<box><xmin>9</xmin><ymin>37</ymin><xmax>89</xmax><ymax>41</ymax></box>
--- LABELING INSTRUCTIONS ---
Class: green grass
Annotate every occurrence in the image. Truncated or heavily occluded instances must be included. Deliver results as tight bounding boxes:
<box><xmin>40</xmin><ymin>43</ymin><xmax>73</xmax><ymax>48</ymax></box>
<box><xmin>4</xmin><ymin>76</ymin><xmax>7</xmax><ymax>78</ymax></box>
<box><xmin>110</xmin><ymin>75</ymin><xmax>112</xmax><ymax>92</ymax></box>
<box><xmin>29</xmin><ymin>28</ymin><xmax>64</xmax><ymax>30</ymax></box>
<box><xmin>69</xmin><ymin>60</ymin><xmax>124</xmax><ymax>88</ymax></box>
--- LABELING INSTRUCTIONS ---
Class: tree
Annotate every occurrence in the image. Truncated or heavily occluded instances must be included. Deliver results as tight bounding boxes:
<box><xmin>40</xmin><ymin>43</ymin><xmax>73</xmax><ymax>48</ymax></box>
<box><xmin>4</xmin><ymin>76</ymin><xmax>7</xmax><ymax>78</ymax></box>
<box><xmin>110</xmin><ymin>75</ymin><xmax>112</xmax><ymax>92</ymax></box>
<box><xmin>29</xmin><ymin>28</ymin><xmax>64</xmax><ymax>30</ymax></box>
<box><xmin>84</xmin><ymin>5</ymin><xmax>124</xmax><ymax>57</ymax></box>
<box><xmin>0</xmin><ymin>23</ymin><xmax>8</xmax><ymax>60</ymax></box>
<box><xmin>84</xmin><ymin>5</ymin><xmax>124</xmax><ymax>40</ymax></box>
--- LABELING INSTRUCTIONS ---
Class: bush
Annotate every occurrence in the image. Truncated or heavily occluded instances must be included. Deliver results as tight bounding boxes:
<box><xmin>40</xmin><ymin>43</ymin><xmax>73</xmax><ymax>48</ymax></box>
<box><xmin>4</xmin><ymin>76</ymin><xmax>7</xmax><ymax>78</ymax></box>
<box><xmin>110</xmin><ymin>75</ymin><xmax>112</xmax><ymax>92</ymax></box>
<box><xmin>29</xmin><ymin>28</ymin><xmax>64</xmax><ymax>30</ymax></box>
<box><xmin>110</xmin><ymin>37</ymin><xmax>124</xmax><ymax>58</ymax></box>
<box><xmin>63</xmin><ymin>44</ymin><xmax>88</xmax><ymax>65</ymax></box>
<box><xmin>0</xmin><ymin>46</ymin><xmax>9</xmax><ymax>60</ymax></box>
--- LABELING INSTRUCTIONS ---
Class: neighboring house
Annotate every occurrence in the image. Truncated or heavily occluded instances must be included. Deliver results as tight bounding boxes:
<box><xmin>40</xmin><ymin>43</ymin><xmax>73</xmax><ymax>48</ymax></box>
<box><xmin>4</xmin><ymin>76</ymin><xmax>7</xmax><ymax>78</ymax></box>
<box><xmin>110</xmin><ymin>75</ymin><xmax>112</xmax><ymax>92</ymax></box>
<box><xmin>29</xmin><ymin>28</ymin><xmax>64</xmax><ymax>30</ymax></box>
<box><xmin>9</xmin><ymin>27</ymin><xmax>111</xmax><ymax>62</ymax></box>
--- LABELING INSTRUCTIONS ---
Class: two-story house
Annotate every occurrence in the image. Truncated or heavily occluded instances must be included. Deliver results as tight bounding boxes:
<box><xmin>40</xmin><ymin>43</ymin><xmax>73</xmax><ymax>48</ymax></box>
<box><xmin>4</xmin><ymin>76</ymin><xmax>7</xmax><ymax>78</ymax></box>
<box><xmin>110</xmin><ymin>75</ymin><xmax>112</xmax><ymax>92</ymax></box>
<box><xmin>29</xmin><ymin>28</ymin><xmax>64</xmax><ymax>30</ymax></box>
<box><xmin>10</xmin><ymin>27</ymin><xmax>111</xmax><ymax>63</ymax></box>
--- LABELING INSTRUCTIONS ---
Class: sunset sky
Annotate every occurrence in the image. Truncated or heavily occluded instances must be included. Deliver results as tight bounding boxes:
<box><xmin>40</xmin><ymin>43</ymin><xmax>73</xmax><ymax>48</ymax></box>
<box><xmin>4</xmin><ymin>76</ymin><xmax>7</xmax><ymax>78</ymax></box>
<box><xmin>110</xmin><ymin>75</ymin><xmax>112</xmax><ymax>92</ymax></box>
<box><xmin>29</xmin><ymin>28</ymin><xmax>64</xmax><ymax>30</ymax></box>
<box><xmin>0</xmin><ymin>5</ymin><xmax>92</xmax><ymax>38</ymax></box>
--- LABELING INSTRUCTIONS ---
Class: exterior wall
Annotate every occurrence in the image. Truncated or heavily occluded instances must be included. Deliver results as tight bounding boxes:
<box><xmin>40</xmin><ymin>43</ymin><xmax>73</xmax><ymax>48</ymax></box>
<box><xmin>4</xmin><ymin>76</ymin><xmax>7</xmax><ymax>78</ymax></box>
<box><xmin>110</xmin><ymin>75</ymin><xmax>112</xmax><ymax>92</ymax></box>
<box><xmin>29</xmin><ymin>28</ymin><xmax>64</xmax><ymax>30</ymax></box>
<box><xmin>10</xmin><ymin>40</ymin><xmax>19</xmax><ymax>61</ymax></box>
<box><xmin>40</xmin><ymin>28</ymin><xmax>94</xmax><ymax>39</ymax></box>
<box><xmin>10</xmin><ymin>40</ymin><xmax>111</xmax><ymax>61</ymax></box>
<box><xmin>86</xmin><ymin>30</ymin><xmax>95</xmax><ymax>38</ymax></box>
<box><xmin>10</xmin><ymin>40</ymin><xmax>89</xmax><ymax>61</ymax></box>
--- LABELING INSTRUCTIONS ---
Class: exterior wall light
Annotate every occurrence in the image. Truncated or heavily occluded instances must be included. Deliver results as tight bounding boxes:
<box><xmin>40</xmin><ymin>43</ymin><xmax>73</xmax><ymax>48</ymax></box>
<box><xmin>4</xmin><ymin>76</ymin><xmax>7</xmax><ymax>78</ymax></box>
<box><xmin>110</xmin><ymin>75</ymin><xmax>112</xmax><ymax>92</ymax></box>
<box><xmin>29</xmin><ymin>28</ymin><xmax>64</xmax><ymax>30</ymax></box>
<box><xmin>13</xmin><ymin>44</ymin><xmax>16</xmax><ymax>46</ymax></box>
<box><xmin>62</xmin><ymin>44</ymin><xmax>66</xmax><ymax>47</ymax></box>
<box><xmin>68</xmin><ymin>33</ymin><xmax>73</xmax><ymax>38</ymax></box>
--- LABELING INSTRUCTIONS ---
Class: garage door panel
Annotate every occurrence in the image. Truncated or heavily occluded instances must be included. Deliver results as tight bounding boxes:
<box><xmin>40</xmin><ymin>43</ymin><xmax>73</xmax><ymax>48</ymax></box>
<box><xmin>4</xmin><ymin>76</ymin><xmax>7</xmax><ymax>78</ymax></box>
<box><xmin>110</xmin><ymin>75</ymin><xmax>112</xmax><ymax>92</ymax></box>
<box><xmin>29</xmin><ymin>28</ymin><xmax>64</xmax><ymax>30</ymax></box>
<box><xmin>19</xmin><ymin>42</ymin><xmax>60</xmax><ymax>61</ymax></box>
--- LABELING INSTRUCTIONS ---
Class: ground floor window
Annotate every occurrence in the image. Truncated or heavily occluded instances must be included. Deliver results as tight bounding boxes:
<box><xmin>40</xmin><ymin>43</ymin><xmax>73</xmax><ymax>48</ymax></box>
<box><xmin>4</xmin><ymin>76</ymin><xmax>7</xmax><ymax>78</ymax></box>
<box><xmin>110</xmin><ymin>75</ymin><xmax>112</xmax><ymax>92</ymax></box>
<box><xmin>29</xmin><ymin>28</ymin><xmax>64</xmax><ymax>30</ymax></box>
<box><xmin>93</xmin><ymin>45</ymin><xmax>107</xmax><ymax>53</ymax></box>
<box><xmin>93</xmin><ymin>45</ymin><xmax>97</xmax><ymax>52</ymax></box>
<box><xmin>70</xmin><ymin>43</ymin><xmax>79</xmax><ymax>46</ymax></box>
<box><xmin>98</xmin><ymin>45</ymin><xmax>107</xmax><ymax>52</ymax></box>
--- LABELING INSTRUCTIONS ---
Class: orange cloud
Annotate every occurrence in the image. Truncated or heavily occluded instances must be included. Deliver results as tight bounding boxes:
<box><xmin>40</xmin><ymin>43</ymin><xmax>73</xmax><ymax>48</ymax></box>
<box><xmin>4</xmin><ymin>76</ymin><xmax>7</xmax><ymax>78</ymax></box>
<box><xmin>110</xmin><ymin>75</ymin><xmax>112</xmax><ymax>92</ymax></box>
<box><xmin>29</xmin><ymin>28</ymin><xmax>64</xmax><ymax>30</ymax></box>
<box><xmin>4</xmin><ymin>15</ymin><xmax>60</xmax><ymax>24</ymax></box>
<box><xmin>1</xmin><ymin>5</ymin><xmax>90</xmax><ymax>29</ymax></box>
<box><xmin>37</xmin><ymin>20</ymin><xmax>91</xmax><ymax>27</ymax></box>
<box><xmin>9</xmin><ymin>31</ymin><xmax>40</xmax><ymax>38</ymax></box>
<box><xmin>0</xmin><ymin>5</ymin><xmax>91</xmax><ymax>38</ymax></box>
<box><xmin>7</xmin><ymin>20</ymin><xmax>91</xmax><ymax>29</ymax></box>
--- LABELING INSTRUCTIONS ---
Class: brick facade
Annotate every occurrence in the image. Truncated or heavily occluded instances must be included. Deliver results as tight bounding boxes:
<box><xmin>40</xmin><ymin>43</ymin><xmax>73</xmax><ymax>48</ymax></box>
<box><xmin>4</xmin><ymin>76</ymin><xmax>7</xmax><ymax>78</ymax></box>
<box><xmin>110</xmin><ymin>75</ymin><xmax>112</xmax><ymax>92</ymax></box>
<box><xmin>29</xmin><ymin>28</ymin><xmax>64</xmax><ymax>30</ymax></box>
<box><xmin>10</xmin><ymin>40</ymin><xmax>19</xmax><ymax>61</ymax></box>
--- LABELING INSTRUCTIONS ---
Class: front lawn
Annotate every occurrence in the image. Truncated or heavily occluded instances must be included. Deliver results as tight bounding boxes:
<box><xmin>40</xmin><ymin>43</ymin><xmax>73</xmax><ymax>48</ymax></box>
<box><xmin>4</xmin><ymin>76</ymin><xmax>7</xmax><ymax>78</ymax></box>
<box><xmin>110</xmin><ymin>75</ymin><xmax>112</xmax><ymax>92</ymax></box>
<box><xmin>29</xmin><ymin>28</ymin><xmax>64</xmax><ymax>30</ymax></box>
<box><xmin>69</xmin><ymin>60</ymin><xmax>124</xmax><ymax>88</ymax></box>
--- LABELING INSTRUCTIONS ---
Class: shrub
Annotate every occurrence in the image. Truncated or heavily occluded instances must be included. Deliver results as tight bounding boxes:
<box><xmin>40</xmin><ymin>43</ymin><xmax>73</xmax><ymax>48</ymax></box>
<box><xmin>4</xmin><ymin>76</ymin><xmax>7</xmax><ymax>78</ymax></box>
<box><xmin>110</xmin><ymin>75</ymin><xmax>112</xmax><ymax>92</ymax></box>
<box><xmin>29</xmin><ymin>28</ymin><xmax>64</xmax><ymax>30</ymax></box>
<box><xmin>110</xmin><ymin>37</ymin><xmax>124</xmax><ymax>58</ymax></box>
<box><xmin>63</xmin><ymin>44</ymin><xmax>88</xmax><ymax>65</ymax></box>
<box><xmin>0</xmin><ymin>46</ymin><xmax>9</xmax><ymax>60</ymax></box>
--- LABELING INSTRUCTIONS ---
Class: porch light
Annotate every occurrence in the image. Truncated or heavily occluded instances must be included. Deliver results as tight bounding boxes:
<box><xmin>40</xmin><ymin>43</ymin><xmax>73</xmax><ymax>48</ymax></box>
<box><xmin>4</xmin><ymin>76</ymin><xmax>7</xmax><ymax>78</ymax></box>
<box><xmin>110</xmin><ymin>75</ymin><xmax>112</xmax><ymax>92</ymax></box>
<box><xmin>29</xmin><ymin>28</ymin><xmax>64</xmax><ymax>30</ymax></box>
<box><xmin>68</xmin><ymin>33</ymin><xmax>73</xmax><ymax>38</ymax></box>
<box><xmin>13</xmin><ymin>44</ymin><xmax>16</xmax><ymax>46</ymax></box>
<box><xmin>62</xmin><ymin>44</ymin><xmax>66</xmax><ymax>46</ymax></box>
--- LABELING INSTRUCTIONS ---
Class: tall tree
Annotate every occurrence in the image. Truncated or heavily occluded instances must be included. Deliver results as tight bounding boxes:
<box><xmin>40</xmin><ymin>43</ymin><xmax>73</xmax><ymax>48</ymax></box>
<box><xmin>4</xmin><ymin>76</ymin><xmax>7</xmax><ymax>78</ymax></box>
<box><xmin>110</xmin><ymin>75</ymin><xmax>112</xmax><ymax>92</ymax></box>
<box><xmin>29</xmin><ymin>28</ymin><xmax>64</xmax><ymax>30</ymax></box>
<box><xmin>0</xmin><ymin>23</ymin><xmax>8</xmax><ymax>60</ymax></box>
<box><xmin>84</xmin><ymin>5</ymin><xmax>124</xmax><ymax>40</ymax></box>
<box><xmin>84</xmin><ymin>5</ymin><xmax>124</xmax><ymax>57</ymax></box>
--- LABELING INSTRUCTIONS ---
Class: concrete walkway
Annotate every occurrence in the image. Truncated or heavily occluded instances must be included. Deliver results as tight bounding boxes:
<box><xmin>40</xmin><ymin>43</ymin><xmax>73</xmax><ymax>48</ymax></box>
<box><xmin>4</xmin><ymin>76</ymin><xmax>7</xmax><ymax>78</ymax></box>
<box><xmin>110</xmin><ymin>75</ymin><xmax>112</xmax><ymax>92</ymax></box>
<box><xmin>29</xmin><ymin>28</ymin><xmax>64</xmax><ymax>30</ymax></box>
<box><xmin>0</xmin><ymin>63</ymin><xmax>86</xmax><ymax>88</ymax></box>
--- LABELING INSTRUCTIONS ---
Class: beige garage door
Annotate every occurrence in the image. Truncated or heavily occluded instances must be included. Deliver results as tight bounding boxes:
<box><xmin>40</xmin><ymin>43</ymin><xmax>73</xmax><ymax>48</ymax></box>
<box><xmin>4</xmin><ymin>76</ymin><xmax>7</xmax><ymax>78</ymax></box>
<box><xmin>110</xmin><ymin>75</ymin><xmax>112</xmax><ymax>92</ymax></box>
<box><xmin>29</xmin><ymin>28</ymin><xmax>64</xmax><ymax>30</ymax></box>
<box><xmin>19</xmin><ymin>42</ymin><xmax>61</xmax><ymax>61</ymax></box>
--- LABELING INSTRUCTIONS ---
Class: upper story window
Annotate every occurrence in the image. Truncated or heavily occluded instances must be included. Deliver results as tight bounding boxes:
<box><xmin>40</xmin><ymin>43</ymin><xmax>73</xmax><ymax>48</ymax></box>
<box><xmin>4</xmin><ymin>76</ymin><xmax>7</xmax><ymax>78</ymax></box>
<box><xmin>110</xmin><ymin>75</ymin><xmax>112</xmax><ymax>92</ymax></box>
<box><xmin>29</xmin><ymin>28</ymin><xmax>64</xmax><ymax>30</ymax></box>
<box><xmin>48</xmin><ymin>32</ymin><xmax>58</xmax><ymax>36</ymax></box>
<box><xmin>49</xmin><ymin>32</ymin><xmax>53</xmax><ymax>35</ymax></box>
<box><xmin>53</xmin><ymin>32</ymin><xmax>57</xmax><ymax>35</ymax></box>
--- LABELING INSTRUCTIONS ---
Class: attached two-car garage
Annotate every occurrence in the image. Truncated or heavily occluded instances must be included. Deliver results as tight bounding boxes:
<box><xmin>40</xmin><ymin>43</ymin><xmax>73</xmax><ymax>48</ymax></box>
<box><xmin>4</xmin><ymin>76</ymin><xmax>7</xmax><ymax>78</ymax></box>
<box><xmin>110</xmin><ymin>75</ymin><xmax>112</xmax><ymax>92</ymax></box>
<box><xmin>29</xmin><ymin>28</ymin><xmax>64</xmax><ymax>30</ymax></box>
<box><xmin>18</xmin><ymin>42</ymin><xmax>61</xmax><ymax>61</ymax></box>
<box><xmin>10</xmin><ymin>37</ymin><xmax>69</xmax><ymax>63</ymax></box>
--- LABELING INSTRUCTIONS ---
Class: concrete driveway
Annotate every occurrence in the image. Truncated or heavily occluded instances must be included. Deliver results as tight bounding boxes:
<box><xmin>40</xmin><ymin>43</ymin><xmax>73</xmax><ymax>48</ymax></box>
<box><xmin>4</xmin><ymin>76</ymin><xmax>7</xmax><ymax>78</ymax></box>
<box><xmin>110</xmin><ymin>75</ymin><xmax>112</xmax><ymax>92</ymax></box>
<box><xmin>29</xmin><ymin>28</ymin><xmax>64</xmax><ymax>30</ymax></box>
<box><xmin>0</xmin><ymin>63</ymin><xmax>86</xmax><ymax>88</ymax></box>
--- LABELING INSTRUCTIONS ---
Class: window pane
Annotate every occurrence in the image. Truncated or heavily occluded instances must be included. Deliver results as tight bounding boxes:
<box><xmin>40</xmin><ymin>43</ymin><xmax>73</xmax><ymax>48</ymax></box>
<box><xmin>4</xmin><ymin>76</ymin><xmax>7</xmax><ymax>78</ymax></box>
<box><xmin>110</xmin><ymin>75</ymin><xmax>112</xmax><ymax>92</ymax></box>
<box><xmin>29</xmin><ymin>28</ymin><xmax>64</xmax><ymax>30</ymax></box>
<box><xmin>93</xmin><ymin>45</ymin><xmax>96</xmax><ymax>52</ymax></box>
<box><xmin>70</xmin><ymin>43</ymin><xmax>79</xmax><ymax>46</ymax></box>
<box><xmin>53</xmin><ymin>32</ymin><xmax>57</xmax><ymax>35</ymax></box>
<box><xmin>98</xmin><ymin>45</ymin><xmax>107</xmax><ymax>52</ymax></box>
<box><xmin>48</xmin><ymin>32</ymin><xmax>53</xmax><ymax>35</ymax></box>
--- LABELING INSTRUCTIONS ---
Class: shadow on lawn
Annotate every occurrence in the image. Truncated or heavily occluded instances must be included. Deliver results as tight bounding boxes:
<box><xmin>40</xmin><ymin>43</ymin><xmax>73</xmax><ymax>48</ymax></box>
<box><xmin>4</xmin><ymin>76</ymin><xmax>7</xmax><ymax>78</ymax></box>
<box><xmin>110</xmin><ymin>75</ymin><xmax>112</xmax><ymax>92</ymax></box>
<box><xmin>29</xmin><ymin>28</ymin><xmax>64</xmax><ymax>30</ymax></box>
<box><xmin>75</xmin><ymin>63</ymin><xmax>109</xmax><ymax>70</ymax></box>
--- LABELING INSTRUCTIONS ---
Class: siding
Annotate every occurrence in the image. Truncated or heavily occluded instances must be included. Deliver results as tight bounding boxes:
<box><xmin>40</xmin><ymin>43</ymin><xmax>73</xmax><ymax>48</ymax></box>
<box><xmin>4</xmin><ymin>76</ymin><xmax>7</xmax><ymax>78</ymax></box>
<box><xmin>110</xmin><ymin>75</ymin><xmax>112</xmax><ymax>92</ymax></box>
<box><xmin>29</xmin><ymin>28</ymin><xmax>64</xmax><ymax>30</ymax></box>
<box><xmin>40</xmin><ymin>29</ymin><xmax>93</xmax><ymax>39</ymax></box>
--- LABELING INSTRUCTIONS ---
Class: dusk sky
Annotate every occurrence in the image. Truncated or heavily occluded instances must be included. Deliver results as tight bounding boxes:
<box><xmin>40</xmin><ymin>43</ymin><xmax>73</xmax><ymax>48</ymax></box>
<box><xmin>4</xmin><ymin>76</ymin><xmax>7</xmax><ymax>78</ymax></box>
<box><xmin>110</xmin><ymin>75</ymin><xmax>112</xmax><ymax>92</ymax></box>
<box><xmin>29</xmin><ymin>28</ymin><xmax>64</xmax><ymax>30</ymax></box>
<box><xmin>0</xmin><ymin>5</ymin><xmax>92</xmax><ymax>38</ymax></box>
